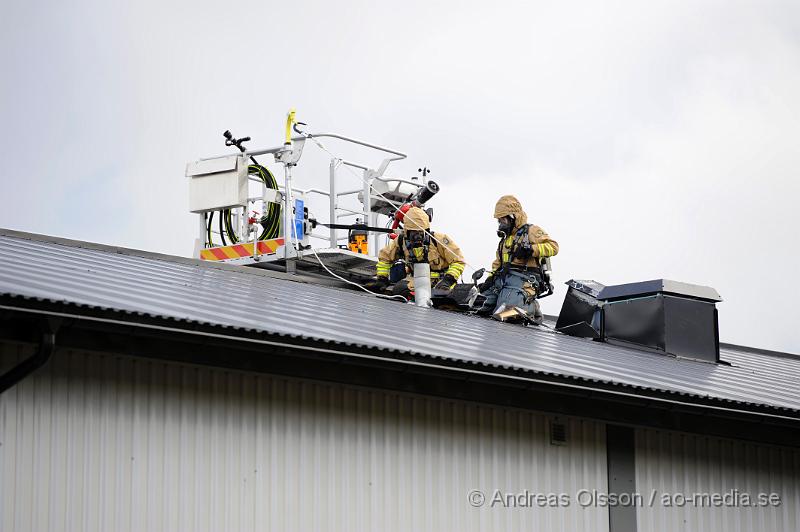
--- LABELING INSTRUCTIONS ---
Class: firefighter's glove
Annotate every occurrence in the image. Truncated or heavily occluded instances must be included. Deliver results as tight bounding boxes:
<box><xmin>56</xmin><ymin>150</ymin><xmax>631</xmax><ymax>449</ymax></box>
<box><xmin>515</xmin><ymin>235</ymin><xmax>533</xmax><ymax>260</ymax></box>
<box><xmin>478</xmin><ymin>275</ymin><xmax>495</xmax><ymax>293</ymax></box>
<box><xmin>365</xmin><ymin>276</ymin><xmax>390</xmax><ymax>292</ymax></box>
<box><xmin>434</xmin><ymin>274</ymin><xmax>457</xmax><ymax>291</ymax></box>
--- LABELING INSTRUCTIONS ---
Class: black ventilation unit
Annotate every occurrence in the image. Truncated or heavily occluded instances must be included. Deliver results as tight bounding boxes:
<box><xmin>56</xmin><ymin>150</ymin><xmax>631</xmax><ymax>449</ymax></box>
<box><xmin>555</xmin><ymin>279</ymin><xmax>722</xmax><ymax>362</ymax></box>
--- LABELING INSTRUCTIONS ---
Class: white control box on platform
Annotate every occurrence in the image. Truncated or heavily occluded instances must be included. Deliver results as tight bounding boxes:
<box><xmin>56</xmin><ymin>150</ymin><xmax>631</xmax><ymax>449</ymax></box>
<box><xmin>187</xmin><ymin>155</ymin><xmax>248</xmax><ymax>213</ymax></box>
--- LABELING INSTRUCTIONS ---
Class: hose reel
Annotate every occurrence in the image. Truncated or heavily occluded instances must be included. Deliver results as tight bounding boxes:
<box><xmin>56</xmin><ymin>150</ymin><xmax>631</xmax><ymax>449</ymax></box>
<box><xmin>205</xmin><ymin>132</ymin><xmax>282</xmax><ymax>247</ymax></box>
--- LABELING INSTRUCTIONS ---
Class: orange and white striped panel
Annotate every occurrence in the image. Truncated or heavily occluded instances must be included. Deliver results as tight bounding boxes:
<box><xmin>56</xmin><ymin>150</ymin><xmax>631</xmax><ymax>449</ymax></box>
<box><xmin>199</xmin><ymin>238</ymin><xmax>285</xmax><ymax>261</ymax></box>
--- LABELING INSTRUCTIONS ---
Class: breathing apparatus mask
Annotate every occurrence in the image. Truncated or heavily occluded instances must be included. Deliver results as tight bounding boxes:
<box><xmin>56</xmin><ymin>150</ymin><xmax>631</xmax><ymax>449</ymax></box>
<box><xmin>404</xmin><ymin>230</ymin><xmax>430</xmax><ymax>263</ymax></box>
<box><xmin>497</xmin><ymin>215</ymin><xmax>515</xmax><ymax>238</ymax></box>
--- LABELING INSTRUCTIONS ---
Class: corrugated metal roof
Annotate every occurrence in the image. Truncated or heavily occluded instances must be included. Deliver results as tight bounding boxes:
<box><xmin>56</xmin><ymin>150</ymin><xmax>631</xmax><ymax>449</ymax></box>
<box><xmin>1</xmin><ymin>230</ymin><xmax>799</xmax><ymax>414</ymax></box>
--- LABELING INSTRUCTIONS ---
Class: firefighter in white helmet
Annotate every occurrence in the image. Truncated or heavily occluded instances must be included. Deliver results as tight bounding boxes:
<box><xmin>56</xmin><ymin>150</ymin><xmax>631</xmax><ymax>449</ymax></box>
<box><xmin>477</xmin><ymin>195</ymin><xmax>559</xmax><ymax>323</ymax></box>
<box><xmin>366</xmin><ymin>207</ymin><xmax>465</xmax><ymax>299</ymax></box>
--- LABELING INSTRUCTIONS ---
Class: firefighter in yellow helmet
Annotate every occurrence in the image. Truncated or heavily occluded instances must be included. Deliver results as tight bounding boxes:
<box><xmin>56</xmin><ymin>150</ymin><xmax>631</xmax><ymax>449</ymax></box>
<box><xmin>366</xmin><ymin>207</ymin><xmax>466</xmax><ymax>299</ymax></box>
<box><xmin>477</xmin><ymin>195</ymin><xmax>559</xmax><ymax>322</ymax></box>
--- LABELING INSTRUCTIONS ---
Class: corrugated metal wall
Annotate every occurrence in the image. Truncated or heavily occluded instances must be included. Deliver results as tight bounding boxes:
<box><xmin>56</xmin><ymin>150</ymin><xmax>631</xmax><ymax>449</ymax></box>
<box><xmin>0</xmin><ymin>342</ymin><xmax>609</xmax><ymax>532</ymax></box>
<box><xmin>635</xmin><ymin>428</ymin><xmax>800</xmax><ymax>532</ymax></box>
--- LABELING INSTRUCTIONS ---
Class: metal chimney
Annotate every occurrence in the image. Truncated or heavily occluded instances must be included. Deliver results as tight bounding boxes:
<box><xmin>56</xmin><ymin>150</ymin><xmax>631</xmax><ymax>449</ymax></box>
<box><xmin>555</xmin><ymin>279</ymin><xmax>723</xmax><ymax>362</ymax></box>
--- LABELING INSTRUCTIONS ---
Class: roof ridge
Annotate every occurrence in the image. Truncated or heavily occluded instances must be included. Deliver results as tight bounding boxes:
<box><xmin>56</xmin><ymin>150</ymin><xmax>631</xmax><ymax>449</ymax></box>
<box><xmin>718</xmin><ymin>342</ymin><xmax>800</xmax><ymax>361</ymax></box>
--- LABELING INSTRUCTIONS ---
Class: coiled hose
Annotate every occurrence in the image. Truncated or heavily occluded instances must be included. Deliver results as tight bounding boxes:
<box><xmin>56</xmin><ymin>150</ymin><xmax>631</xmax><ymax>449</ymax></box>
<box><xmin>205</xmin><ymin>164</ymin><xmax>281</xmax><ymax>247</ymax></box>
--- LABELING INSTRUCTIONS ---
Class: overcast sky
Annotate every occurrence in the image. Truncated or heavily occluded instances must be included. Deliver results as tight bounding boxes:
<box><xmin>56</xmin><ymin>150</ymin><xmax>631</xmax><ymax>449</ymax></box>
<box><xmin>2</xmin><ymin>1</ymin><xmax>799</xmax><ymax>353</ymax></box>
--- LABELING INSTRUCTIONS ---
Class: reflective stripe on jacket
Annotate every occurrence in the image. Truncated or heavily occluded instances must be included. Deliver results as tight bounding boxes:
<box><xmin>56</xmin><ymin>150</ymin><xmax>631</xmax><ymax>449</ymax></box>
<box><xmin>376</xmin><ymin>232</ymin><xmax>465</xmax><ymax>279</ymax></box>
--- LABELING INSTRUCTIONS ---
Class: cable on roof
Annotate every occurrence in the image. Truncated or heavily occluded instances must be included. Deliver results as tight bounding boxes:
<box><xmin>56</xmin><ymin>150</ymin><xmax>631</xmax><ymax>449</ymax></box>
<box><xmin>283</xmin><ymin>203</ymin><xmax>408</xmax><ymax>302</ymax></box>
<box><xmin>306</xmin><ymin>246</ymin><xmax>408</xmax><ymax>303</ymax></box>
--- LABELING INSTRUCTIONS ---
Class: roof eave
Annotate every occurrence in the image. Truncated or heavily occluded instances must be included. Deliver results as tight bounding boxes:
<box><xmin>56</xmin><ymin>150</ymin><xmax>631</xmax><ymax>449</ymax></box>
<box><xmin>3</xmin><ymin>294</ymin><xmax>799</xmax><ymax>449</ymax></box>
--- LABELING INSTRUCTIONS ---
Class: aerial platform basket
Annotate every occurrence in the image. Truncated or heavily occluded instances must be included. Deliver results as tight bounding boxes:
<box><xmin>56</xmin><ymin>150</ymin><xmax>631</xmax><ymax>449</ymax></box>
<box><xmin>187</xmin><ymin>111</ymin><xmax>436</xmax><ymax>279</ymax></box>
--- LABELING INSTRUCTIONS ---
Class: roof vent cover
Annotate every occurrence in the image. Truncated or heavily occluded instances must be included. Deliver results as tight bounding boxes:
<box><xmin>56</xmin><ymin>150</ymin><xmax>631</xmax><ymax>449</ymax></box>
<box><xmin>556</xmin><ymin>279</ymin><xmax>722</xmax><ymax>362</ymax></box>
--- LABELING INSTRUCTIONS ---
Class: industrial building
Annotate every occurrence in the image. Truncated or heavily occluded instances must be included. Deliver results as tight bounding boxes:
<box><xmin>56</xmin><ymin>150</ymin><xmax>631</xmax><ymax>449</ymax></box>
<box><xmin>1</xmin><ymin>227</ymin><xmax>799</xmax><ymax>531</ymax></box>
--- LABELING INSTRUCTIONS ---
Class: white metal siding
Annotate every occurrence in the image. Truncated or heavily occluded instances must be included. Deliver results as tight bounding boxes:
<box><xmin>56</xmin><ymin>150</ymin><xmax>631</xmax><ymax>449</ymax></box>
<box><xmin>0</xmin><ymin>343</ymin><xmax>609</xmax><ymax>532</ymax></box>
<box><xmin>636</xmin><ymin>428</ymin><xmax>800</xmax><ymax>532</ymax></box>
